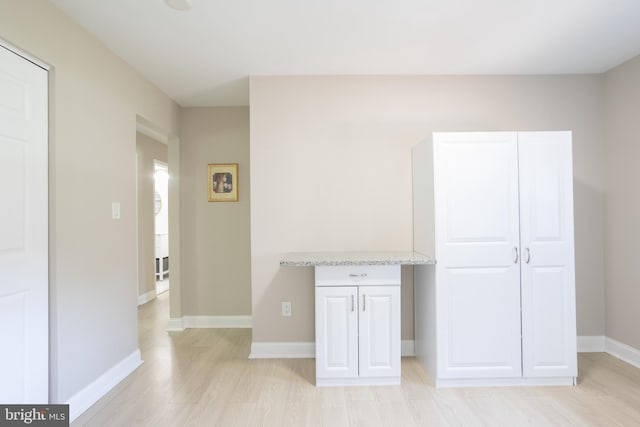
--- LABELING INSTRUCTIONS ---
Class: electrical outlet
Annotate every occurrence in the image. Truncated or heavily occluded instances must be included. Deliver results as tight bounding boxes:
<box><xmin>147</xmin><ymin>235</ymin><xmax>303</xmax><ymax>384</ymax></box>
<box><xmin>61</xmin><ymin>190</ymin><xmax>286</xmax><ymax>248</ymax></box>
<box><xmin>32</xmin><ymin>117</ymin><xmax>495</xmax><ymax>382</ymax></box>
<box><xmin>281</xmin><ymin>301</ymin><xmax>292</xmax><ymax>317</ymax></box>
<box><xmin>112</xmin><ymin>202</ymin><xmax>121</xmax><ymax>220</ymax></box>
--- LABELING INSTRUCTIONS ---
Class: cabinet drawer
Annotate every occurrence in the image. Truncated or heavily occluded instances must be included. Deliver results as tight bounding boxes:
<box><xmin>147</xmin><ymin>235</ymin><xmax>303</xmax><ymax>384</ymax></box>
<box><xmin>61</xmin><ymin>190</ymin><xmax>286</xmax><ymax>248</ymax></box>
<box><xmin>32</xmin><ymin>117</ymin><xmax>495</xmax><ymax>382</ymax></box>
<box><xmin>315</xmin><ymin>265</ymin><xmax>401</xmax><ymax>286</ymax></box>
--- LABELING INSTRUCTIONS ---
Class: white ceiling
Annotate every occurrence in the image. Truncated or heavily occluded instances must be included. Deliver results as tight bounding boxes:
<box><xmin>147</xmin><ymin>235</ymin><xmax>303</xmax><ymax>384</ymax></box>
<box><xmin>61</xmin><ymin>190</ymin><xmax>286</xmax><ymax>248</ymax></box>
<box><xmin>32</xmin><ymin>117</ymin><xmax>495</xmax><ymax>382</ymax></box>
<box><xmin>50</xmin><ymin>0</ymin><xmax>640</xmax><ymax>107</ymax></box>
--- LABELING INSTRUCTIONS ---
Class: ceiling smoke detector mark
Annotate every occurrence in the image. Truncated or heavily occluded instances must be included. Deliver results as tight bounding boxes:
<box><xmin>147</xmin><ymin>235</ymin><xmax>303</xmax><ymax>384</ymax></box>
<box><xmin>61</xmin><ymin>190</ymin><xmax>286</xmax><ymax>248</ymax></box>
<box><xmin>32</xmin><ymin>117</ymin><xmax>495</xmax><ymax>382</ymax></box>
<box><xmin>165</xmin><ymin>0</ymin><xmax>192</xmax><ymax>11</ymax></box>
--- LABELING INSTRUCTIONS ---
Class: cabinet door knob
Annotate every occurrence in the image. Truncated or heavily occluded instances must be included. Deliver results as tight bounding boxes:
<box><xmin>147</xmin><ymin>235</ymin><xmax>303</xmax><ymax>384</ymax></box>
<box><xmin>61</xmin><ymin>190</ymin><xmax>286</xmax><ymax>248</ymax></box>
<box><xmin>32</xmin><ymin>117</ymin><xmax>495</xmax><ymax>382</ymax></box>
<box><xmin>351</xmin><ymin>294</ymin><xmax>355</xmax><ymax>312</ymax></box>
<box><xmin>513</xmin><ymin>246</ymin><xmax>519</xmax><ymax>264</ymax></box>
<box><xmin>525</xmin><ymin>247</ymin><xmax>531</xmax><ymax>264</ymax></box>
<box><xmin>362</xmin><ymin>294</ymin><xmax>366</xmax><ymax>311</ymax></box>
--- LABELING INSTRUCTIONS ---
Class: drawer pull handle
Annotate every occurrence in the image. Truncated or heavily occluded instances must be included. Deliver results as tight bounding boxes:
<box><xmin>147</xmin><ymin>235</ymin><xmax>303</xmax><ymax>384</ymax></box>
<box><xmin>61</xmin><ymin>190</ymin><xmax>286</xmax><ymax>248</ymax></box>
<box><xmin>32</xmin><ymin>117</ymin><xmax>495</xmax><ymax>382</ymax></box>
<box><xmin>351</xmin><ymin>295</ymin><xmax>355</xmax><ymax>312</ymax></box>
<box><xmin>362</xmin><ymin>294</ymin><xmax>366</xmax><ymax>311</ymax></box>
<box><xmin>349</xmin><ymin>273</ymin><xmax>367</xmax><ymax>278</ymax></box>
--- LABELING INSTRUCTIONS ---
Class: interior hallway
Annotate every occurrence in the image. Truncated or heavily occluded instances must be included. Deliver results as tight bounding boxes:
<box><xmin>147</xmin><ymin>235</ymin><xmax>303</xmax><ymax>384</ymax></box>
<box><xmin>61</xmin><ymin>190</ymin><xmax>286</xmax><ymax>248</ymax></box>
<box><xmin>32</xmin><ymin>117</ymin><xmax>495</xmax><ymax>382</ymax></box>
<box><xmin>72</xmin><ymin>292</ymin><xmax>640</xmax><ymax>426</ymax></box>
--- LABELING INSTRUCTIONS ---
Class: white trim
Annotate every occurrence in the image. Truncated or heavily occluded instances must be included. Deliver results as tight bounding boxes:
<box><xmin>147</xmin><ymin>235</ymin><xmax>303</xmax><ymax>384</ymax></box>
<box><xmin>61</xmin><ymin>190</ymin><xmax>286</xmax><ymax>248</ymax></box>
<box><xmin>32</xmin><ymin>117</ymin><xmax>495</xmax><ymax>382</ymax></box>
<box><xmin>0</xmin><ymin>37</ymin><xmax>50</xmax><ymax>70</ymax></box>
<box><xmin>183</xmin><ymin>315</ymin><xmax>252</xmax><ymax>328</ymax></box>
<box><xmin>402</xmin><ymin>340</ymin><xmax>415</xmax><ymax>357</ymax></box>
<box><xmin>166</xmin><ymin>315</ymin><xmax>252</xmax><ymax>331</ymax></box>
<box><xmin>67</xmin><ymin>349</ymin><xmax>142</xmax><ymax>422</ymax></box>
<box><xmin>167</xmin><ymin>317</ymin><xmax>184</xmax><ymax>331</ymax></box>
<box><xmin>577</xmin><ymin>335</ymin><xmax>606</xmax><ymax>352</ymax></box>
<box><xmin>249</xmin><ymin>342</ymin><xmax>315</xmax><ymax>359</ymax></box>
<box><xmin>605</xmin><ymin>337</ymin><xmax>640</xmax><ymax>369</ymax></box>
<box><xmin>249</xmin><ymin>340</ymin><xmax>416</xmax><ymax>359</ymax></box>
<box><xmin>155</xmin><ymin>279</ymin><xmax>170</xmax><ymax>295</ymax></box>
<box><xmin>137</xmin><ymin>289</ymin><xmax>156</xmax><ymax>306</ymax></box>
<box><xmin>435</xmin><ymin>376</ymin><xmax>575</xmax><ymax>388</ymax></box>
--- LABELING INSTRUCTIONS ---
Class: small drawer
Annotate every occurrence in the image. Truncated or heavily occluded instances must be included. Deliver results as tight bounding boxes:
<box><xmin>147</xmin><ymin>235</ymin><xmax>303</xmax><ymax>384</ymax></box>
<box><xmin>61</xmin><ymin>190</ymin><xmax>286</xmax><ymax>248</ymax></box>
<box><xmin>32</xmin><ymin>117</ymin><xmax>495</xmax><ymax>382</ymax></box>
<box><xmin>315</xmin><ymin>265</ymin><xmax>401</xmax><ymax>286</ymax></box>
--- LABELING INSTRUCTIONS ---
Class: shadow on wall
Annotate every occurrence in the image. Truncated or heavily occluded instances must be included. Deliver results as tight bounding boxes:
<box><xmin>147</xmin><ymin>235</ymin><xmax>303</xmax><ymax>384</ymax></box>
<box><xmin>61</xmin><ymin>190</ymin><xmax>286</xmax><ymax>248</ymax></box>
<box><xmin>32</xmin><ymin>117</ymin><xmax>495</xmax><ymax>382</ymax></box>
<box><xmin>572</xmin><ymin>179</ymin><xmax>605</xmax><ymax>337</ymax></box>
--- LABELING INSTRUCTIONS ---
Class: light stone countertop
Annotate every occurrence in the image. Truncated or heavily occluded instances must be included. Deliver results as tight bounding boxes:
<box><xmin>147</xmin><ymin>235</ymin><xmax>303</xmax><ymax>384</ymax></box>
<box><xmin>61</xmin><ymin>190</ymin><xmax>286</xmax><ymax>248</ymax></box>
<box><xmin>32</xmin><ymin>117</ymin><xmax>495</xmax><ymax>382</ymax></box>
<box><xmin>279</xmin><ymin>251</ymin><xmax>435</xmax><ymax>267</ymax></box>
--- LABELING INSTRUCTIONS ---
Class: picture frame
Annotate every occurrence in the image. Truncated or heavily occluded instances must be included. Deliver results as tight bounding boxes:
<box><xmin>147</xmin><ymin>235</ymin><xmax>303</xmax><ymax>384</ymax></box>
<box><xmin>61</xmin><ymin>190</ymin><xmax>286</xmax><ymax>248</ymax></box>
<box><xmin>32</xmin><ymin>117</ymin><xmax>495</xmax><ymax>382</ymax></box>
<box><xmin>207</xmin><ymin>163</ymin><xmax>238</xmax><ymax>202</ymax></box>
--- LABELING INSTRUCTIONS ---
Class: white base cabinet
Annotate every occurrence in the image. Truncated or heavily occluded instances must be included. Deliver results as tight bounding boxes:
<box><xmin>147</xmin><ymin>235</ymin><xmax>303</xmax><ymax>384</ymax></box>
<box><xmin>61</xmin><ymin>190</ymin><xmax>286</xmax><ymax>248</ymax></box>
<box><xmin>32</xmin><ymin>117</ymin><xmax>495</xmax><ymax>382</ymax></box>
<box><xmin>315</xmin><ymin>265</ymin><xmax>401</xmax><ymax>386</ymax></box>
<box><xmin>413</xmin><ymin>131</ymin><xmax>577</xmax><ymax>387</ymax></box>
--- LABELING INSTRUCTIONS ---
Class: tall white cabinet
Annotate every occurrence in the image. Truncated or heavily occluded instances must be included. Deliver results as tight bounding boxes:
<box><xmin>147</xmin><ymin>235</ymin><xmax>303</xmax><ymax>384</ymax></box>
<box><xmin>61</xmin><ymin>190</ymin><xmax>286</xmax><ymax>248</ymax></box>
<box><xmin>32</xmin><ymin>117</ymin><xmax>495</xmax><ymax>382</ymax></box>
<box><xmin>413</xmin><ymin>131</ymin><xmax>577</xmax><ymax>387</ymax></box>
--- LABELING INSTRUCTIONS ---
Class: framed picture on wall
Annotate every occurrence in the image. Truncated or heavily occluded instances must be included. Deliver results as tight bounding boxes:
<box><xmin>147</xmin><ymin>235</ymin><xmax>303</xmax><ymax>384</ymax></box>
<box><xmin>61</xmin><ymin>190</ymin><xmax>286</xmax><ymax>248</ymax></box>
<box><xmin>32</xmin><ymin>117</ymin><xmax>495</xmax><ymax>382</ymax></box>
<box><xmin>208</xmin><ymin>163</ymin><xmax>238</xmax><ymax>202</ymax></box>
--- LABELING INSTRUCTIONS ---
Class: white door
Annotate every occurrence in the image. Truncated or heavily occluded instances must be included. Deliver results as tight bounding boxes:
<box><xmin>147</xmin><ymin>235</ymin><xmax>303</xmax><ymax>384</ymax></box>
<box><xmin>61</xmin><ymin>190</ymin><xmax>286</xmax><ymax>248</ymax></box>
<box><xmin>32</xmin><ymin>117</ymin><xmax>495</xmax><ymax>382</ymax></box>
<box><xmin>358</xmin><ymin>286</ymin><xmax>400</xmax><ymax>378</ymax></box>
<box><xmin>315</xmin><ymin>286</ymin><xmax>358</xmax><ymax>379</ymax></box>
<box><xmin>0</xmin><ymin>46</ymin><xmax>48</xmax><ymax>403</ymax></box>
<box><xmin>519</xmin><ymin>132</ymin><xmax>577</xmax><ymax>377</ymax></box>
<box><xmin>433</xmin><ymin>132</ymin><xmax>522</xmax><ymax>379</ymax></box>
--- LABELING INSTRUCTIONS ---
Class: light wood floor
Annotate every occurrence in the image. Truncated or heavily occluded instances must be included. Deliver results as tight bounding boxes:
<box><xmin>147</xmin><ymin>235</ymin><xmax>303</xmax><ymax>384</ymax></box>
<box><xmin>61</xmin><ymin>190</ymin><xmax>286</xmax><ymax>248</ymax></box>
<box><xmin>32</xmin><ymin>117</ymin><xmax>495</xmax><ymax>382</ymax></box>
<box><xmin>72</xmin><ymin>292</ymin><xmax>640</xmax><ymax>426</ymax></box>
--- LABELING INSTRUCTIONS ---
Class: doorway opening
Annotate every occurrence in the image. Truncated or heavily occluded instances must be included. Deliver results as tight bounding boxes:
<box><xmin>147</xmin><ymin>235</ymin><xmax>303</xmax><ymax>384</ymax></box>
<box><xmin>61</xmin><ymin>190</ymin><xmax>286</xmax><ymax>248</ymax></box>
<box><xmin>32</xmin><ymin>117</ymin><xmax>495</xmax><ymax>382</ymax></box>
<box><xmin>136</xmin><ymin>115</ymin><xmax>182</xmax><ymax>327</ymax></box>
<box><xmin>154</xmin><ymin>161</ymin><xmax>169</xmax><ymax>295</ymax></box>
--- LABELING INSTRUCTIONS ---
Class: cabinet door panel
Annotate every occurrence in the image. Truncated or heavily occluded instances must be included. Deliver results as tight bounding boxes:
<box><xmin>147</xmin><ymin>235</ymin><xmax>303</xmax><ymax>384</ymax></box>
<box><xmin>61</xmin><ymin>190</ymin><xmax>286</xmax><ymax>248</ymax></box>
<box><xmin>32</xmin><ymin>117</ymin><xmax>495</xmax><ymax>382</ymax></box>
<box><xmin>443</xmin><ymin>267</ymin><xmax>522</xmax><ymax>377</ymax></box>
<box><xmin>315</xmin><ymin>287</ymin><xmax>358</xmax><ymax>379</ymax></box>
<box><xmin>359</xmin><ymin>286</ymin><xmax>400</xmax><ymax>378</ymax></box>
<box><xmin>433</xmin><ymin>132</ymin><xmax>522</xmax><ymax>379</ymax></box>
<box><xmin>519</xmin><ymin>132</ymin><xmax>577</xmax><ymax>377</ymax></box>
<box><xmin>523</xmin><ymin>266</ymin><xmax>575</xmax><ymax>375</ymax></box>
<box><xmin>434</xmin><ymin>132</ymin><xmax>520</xmax><ymax>266</ymax></box>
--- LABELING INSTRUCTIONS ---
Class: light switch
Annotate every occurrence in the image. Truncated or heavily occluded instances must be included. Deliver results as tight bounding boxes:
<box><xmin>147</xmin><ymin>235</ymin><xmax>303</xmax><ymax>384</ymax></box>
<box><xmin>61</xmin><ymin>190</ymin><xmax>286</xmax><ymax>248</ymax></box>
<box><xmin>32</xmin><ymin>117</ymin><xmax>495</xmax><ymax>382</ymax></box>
<box><xmin>282</xmin><ymin>301</ymin><xmax>292</xmax><ymax>317</ymax></box>
<box><xmin>112</xmin><ymin>202</ymin><xmax>121</xmax><ymax>220</ymax></box>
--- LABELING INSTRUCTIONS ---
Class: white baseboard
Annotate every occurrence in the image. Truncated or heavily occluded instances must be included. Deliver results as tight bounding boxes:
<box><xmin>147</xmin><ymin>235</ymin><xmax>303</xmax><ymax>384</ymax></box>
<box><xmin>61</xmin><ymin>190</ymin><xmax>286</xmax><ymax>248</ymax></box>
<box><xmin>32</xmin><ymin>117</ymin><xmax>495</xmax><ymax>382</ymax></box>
<box><xmin>249</xmin><ymin>340</ymin><xmax>416</xmax><ymax>359</ymax></box>
<box><xmin>577</xmin><ymin>335</ymin><xmax>640</xmax><ymax>369</ymax></box>
<box><xmin>67</xmin><ymin>349</ymin><xmax>143</xmax><ymax>422</ymax></box>
<box><xmin>184</xmin><ymin>315</ymin><xmax>252</xmax><ymax>328</ymax></box>
<box><xmin>402</xmin><ymin>340</ymin><xmax>415</xmax><ymax>357</ymax></box>
<box><xmin>156</xmin><ymin>280</ymin><xmax>169</xmax><ymax>294</ymax></box>
<box><xmin>166</xmin><ymin>315</ymin><xmax>252</xmax><ymax>331</ymax></box>
<box><xmin>605</xmin><ymin>337</ymin><xmax>640</xmax><ymax>369</ymax></box>
<box><xmin>435</xmin><ymin>376</ymin><xmax>575</xmax><ymax>388</ymax></box>
<box><xmin>577</xmin><ymin>335</ymin><xmax>606</xmax><ymax>352</ymax></box>
<box><xmin>249</xmin><ymin>342</ymin><xmax>315</xmax><ymax>359</ymax></box>
<box><xmin>137</xmin><ymin>289</ymin><xmax>156</xmax><ymax>306</ymax></box>
<box><xmin>167</xmin><ymin>317</ymin><xmax>184</xmax><ymax>331</ymax></box>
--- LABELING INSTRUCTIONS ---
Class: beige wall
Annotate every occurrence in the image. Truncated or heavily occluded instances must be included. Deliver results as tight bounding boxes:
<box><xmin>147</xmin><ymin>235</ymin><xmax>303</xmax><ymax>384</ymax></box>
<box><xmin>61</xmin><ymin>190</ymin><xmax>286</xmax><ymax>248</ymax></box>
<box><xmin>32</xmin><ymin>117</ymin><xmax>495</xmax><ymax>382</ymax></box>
<box><xmin>250</xmin><ymin>75</ymin><xmax>606</xmax><ymax>344</ymax></box>
<box><xmin>179</xmin><ymin>107</ymin><xmax>251</xmax><ymax>316</ymax></box>
<box><xmin>603</xmin><ymin>55</ymin><xmax>640</xmax><ymax>349</ymax></box>
<box><xmin>3</xmin><ymin>0</ymin><xmax>632</xmax><ymax>408</ymax></box>
<box><xmin>0</xmin><ymin>0</ymin><xmax>179</xmax><ymax>403</ymax></box>
<box><xmin>136</xmin><ymin>133</ymin><xmax>168</xmax><ymax>299</ymax></box>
